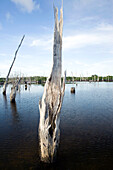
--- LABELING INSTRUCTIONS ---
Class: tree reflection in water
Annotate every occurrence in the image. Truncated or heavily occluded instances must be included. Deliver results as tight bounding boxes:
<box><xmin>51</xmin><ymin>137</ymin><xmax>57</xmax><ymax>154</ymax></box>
<box><xmin>3</xmin><ymin>94</ymin><xmax>8</xmax><ymax>109</ymax></box>
<box><xmin>10</xmin><ymin>101</ymin><xmax>20</xmax><ymax>123</ymax></box>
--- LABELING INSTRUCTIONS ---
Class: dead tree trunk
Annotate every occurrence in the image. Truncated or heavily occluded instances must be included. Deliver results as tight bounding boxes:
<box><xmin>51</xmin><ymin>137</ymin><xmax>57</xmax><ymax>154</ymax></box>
<box><xmin>3</xmin><ymin>35</ymin><xmax>25</xmax><ymax>95</ymax></box>
<box><xmin>39</xmin><ymin>1</ymin><xmax>66</xmax><ymax>163</ymax></box>
<box><xmin>10</xmin><ymin>78</ymin><xmax>21</xmax><ymax>102</ymax></box>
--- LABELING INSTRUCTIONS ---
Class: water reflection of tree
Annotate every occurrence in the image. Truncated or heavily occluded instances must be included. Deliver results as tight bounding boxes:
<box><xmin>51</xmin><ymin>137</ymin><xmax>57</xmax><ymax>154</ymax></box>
<box><xmin>28</xmin><ymin>85</ymin><xmax>31</xmax><ymax>91</ymax></box>
<box><xmin>3</xmin><ymin>95</ymin><xmax>8</xmax><ymax>109</ymax></box>
<box><xmin>10</xmin><ymin>101</ymin><xmax>20</xmax><ymax>123</ymax></box>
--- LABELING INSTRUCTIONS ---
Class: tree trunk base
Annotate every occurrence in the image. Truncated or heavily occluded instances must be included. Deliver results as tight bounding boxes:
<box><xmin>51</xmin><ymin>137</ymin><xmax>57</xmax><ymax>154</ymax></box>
<box><xmin>3</xmin><ymin>91</ymin><xmax>6</xmax><ymax>95</ymax></box>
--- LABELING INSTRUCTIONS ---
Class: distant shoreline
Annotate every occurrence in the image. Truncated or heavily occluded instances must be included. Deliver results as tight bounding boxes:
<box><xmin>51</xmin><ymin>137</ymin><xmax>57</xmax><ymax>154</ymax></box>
<box><xmin>1</xmin><ymin>75</ymin><xmax>113</xmax><ymax>86</ymax></box>
<box><xmin>0</xmin><ymin>80</ymin><xmax>113</xmax><ymax>86</ymax></box>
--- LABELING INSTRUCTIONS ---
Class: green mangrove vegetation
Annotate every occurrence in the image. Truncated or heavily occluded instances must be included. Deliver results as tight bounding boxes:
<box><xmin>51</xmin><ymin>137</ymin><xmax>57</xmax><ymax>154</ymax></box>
<box><xmin>1</xmin><ymin>74</ymin><xmax>113</xmax><ymax>85</ymax></box>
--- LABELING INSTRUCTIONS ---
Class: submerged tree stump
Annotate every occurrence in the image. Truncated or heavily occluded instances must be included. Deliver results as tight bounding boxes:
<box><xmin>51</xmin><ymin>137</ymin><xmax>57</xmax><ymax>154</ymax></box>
<box><xmin>39</xmin><ymin>1</ymin><xmax>66</xmax><ymax>163</ymax></box>
<box><xmin>71</xmin><ymin>87</ymin><xmax>75</xmax><ymax>93</ymax></box>
<box><xmin>10</xmin><ymin>78</ymin><xmax>21</xmax><ymax>102</ymax></box>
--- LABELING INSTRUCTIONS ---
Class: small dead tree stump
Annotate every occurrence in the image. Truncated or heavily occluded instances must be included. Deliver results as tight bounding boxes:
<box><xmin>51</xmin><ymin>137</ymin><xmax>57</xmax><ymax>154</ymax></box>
<box><xmin>10</xmin><ymin>78</ymin><xmax>21</xmax><ymax>102</ymax></box>
<box><xmin>71</xmin><ymin>87</ymin><xmax>75</xmax><ymax>93</ymax></box>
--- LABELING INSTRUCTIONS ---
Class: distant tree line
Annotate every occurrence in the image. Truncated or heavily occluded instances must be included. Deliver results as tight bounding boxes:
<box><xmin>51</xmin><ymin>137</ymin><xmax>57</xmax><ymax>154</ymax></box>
<box><xmin>1</xmin><ymin>75</ymin><xmax>113</xmax><ymax>85</ymax></box>
<box><xmin>0</xmin><ymin>78</ymin><xmax>5</xmax><ymax>84</ymax></box>
<box><xmin>66</xmin><ymin>74</ymin><xmax>113</xmax><ymax>82</ymax></box>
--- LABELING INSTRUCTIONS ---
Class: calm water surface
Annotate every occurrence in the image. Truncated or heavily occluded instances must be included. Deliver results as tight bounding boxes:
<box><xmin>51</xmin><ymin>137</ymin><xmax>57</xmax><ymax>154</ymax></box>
<box><xmin>0</xmin><ymin>83</ymin><xmax>113</xmax><ymax>169</ymax></box>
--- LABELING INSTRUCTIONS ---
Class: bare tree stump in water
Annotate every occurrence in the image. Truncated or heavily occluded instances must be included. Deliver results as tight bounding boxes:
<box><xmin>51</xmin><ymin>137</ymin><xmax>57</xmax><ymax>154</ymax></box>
<box><xmin>10</xmin><ymin>78</ymin><xmax>21</xmax><ymax>102</ymax></box>
<box><xmin>71</xmin><ymin>87</ymin><xmax>75</xmax><ymax>93</ymax></box>
<box><xmin>39</xmin><ymin>1</ymin><xmax>66</xmax><ymax>163</ymax></box>
<box><xmin>3</xmin><ymin>35</ymin><xmax>25</xmax><ymax>95</ymax></box>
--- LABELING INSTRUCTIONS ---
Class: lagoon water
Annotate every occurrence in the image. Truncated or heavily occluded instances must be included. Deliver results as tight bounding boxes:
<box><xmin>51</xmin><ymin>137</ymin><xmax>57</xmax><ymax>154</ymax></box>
<box><xmin>0</xmin><ymin>83</ymin><xmax>113</xmax><ymax>169</ymax></box>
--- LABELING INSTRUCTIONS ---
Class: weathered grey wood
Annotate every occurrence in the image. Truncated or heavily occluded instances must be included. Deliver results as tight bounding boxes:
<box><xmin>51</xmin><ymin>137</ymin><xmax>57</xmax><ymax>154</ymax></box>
<box><xmin>39</xmin><ymin>1</ymin><xmax>66</xmax><ymax>163</ymax></box>
<box><xmin>3</xmin><ymin>35</ymin><xmax>25</xmax><ymax>95</ymax></box>
<box><xmin>10</xmin><ymin>77</ymin><xmax>21</xmax><ymax>102</ymax></box>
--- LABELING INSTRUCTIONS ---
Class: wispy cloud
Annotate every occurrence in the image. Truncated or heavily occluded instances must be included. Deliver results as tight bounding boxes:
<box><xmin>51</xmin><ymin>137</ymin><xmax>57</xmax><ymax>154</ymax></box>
<box><xmin>6</xmin><ymin>12</ymin><xmax>13</xmax><ymax>22</ymax></box>
<box><xmin>11</xmin><ymin>0</ymin><xmax>40</xmax><ymax>13</ymax></box>
<box><xmin>63</xmin><ymin>32</ymin><xmax>113</xmax><ymax>50</ymax></box>
<box><xmin>29</xmin><ymin>22</ymin><xmax>113</xmax><ymax>51</ymax></box>
<box><xmin>80</xmin><ymin>16</ymin><xmax>98</xmax><ymax>22</ymax></box>
<box><xmin>6</xmin><ymin>12</ymin><xmax>11</xmax><ymax>20</ymax></box>
<box><xmin>0</xmin><ymin>53</ymin><xmax>8</xmax><ymax>56</ymax></box>
<box><xmin>97</xmin><ymin>23</ymin><xmax>113</xmax><ymax>31</ymax></box>
<box><xmin>41</xmin><ymin>26</ymin><xmax>51</xmax><ymax>31</ymax></box>
<box><xmin>30</xmin><ymin>37</ymin><xmax>53</xmax><ymax>50</ymax></box>
<box><xmin>63</xmin><ymin>22</ymin><xmax>113</xmax><ymax>50</ymax></box>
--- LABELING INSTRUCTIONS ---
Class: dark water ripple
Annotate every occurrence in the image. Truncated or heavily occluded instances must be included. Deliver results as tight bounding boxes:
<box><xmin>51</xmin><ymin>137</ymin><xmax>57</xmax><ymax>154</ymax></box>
<box><xmin>0</xmin><ymin>83</ymin><xmax>113</xmax><ymax>169</ymax></box>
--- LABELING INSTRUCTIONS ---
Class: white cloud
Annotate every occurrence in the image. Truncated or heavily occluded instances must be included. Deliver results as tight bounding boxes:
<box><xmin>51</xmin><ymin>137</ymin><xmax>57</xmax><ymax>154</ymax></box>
<box><xmin>63</xmin><ymin>32</ymin><xmax>113</xmax><ymax>50</ymax></box>
<box><xmin>97</xmin><ymin>23</ymin><xmax>113</xmax><ymax>31</ymax></box>
<box><xmin>30</xmin><ymin>38</ymin><xmax>53</xmax><ymax>50</ymax></box>
<box><xmin>11</xmin><ymin>0</ymin><xmax>40</xmax><ymax>13</ymax></box>
<box><xmin>63</xmin><ymin>23</ymin><xmax>113</xmax><ymax>50</ymax></box>
<box><xmin>30</xmin><ymin>33</ymin><xmax>110</xmax><ymax>51</ymax></box>
<box><xmin>29</xmin><ymin>23</ymin><xmax>113</xmax><ymax>51</ymax></box>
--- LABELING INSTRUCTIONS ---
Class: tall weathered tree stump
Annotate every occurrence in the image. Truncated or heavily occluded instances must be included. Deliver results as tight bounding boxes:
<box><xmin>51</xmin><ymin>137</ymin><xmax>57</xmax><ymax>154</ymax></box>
<box><xmin>3</xmin><ymin>35</ymin><xmax>25</xmax><ymax>95</ymax></box>
<box><xmin>39</xmin><ymin>1</ymin><xmax>66</xmax><ymax>163</ymax></box>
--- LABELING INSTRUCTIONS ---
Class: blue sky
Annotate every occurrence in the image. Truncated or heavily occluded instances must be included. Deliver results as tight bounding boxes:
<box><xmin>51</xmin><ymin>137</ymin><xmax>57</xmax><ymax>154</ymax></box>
<box><xmin>0</xmin><ymin>0</ymin><xmax>113</xmax><ymax>77</ymax></box>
